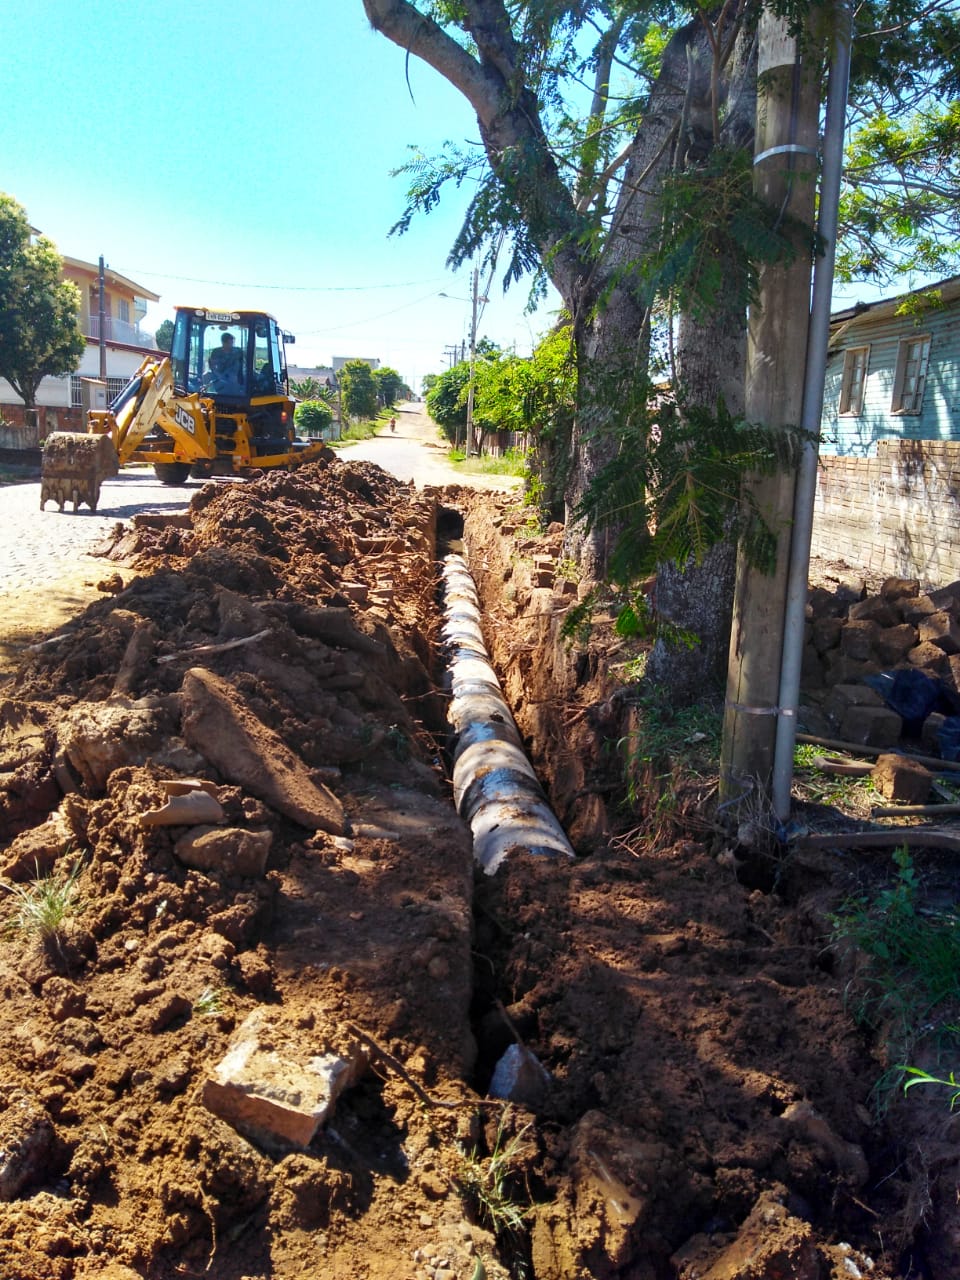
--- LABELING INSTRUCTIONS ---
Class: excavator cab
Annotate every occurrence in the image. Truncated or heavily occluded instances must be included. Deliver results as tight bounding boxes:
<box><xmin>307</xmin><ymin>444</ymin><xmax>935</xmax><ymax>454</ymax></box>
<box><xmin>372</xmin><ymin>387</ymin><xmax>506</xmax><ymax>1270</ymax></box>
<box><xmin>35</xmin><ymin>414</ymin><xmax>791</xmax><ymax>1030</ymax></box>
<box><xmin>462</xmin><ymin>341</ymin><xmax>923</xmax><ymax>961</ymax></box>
<box><xmin>42</xmin><ymin>304</ymin><xmax>323</xmax><ymax>510</ymax></box>
<box><xmin>170</xmin><ymin>307</ymin><xmax>293</xmax><ymax>404</ymax></box>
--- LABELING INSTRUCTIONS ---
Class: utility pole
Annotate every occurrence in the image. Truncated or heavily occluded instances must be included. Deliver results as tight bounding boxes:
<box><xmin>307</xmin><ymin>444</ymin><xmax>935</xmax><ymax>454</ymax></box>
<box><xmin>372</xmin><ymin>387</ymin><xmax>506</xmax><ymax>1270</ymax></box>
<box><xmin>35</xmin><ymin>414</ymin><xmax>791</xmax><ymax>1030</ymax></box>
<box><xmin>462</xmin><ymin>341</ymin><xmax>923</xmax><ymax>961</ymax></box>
<box><xmin>465</xmin><ymin>266</ymin><xmax>479</xmax><ymax>458</ymax></box>
<box><xmin>98</xmin><ymin>255</ymin><xmax>107</xmax><ymax>381</ymax></box>
<box><xmin>719</xmin><ymin>10</ymin><xmax>822</xmax><ymax>807</ymax></box>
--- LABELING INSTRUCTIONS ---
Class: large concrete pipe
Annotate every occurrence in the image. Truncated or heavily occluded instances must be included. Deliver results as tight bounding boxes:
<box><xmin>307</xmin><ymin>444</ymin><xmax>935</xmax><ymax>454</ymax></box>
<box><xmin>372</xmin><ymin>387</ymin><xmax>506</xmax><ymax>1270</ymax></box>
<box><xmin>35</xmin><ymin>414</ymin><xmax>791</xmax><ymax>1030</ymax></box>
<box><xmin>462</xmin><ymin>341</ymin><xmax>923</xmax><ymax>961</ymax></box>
<box><xmin>442</xmin><ymin>554</ymin><xmax>574</xmax><ymax>874</ymax></box>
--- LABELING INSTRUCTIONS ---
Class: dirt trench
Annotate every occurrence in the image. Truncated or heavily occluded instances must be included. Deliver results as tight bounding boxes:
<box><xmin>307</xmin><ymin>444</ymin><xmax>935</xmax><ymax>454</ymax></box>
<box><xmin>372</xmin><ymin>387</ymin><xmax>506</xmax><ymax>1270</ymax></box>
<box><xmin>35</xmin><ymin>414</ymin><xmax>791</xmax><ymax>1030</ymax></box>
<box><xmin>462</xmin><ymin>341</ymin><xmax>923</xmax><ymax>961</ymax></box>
<box><xmin>0</xmin><ymin>458</ymin><xmax>954</xmax><ymax>1279</ymax></box>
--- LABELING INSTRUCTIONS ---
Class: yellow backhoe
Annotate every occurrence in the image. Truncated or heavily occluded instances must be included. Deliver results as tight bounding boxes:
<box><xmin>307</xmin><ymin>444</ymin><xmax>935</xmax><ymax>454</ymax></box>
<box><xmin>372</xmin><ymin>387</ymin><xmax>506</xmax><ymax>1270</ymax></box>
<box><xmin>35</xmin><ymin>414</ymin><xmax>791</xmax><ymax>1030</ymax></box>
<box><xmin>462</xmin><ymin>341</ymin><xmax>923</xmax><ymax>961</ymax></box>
<box><xmin>41</xmin><ymin>307</ymin><xmax>329</xmax><ymax>511</ymax></box>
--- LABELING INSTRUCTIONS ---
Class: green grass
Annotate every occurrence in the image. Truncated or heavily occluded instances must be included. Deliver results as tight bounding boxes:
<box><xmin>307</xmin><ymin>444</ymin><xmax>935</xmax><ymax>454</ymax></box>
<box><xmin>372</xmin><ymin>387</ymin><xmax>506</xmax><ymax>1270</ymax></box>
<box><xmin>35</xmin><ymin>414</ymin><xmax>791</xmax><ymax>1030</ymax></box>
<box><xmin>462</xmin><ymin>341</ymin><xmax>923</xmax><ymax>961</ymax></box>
<box><xmin>620</xmin><ymin>685</ymin><xmax>723</xmax><ymax>797</ymax></box>
<box><xmin>328</xmin><ymin>418</ymin><xmax>381</xmax><ymax>447</ymax></box>
<box><xmin>193</xmin><ymin>985</ymin><xmax>225</xmax><ymax>1017</ymax></box>
<box><xmin>792</xmin><ymin>743</ymin><xmax>878</xmax><ymax>810</ymax></box>
<box><xmin>451</xmin><ymin>447</ymin><xmax>528</xmax><ymax>477</ymax></box>
<box><xmin>2</xmin><ymin>859</ymin><xmax>85</xmax><ymax>942</ymax></box>
<box><xmin>455</xmin><ymin>1111</ymin><xmax>531</xmax><ymax>1276</ymax></box>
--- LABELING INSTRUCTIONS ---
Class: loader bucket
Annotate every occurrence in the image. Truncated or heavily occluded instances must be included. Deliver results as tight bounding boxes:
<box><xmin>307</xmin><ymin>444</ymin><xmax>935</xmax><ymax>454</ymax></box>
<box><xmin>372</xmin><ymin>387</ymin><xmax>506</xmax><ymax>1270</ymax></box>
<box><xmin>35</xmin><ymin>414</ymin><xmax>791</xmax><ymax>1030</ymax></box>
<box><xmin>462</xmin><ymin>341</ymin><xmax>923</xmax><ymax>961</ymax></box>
<box><xmin>40</xmin><ymin>431</ymin><xmax>120</xmax><ymax>513</ymax></box>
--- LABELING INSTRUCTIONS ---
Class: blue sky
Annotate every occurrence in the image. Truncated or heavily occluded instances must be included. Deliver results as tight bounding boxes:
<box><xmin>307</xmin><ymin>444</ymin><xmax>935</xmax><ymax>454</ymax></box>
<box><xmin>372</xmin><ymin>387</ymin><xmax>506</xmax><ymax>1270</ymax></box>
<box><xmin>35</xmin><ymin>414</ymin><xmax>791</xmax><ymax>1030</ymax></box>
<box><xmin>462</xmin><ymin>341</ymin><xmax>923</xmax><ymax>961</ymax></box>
<box><xmin>1</xmin><ymin>2</ymin><xmax>914</xmax><ymax>392</ymax></box>
<box><xmin>1</xmin><ymin>1</ymin><xmax>561</xmax><ymax>391</ymax></box>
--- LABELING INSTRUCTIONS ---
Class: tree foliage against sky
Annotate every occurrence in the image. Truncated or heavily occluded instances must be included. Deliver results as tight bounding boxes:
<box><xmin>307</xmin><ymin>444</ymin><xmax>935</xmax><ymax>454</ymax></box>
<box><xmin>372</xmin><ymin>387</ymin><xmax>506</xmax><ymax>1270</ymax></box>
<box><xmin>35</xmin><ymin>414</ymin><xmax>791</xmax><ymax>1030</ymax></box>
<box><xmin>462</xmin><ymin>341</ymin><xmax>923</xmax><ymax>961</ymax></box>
<box><xmin>365</xmin><ymin>0</ymin><xmax>960</xmax><ymax>702</ymax></box>
<box><xmin>0</xmin><ymin>192</ymin><xmax>85</xmax><ymax>410</ymax></box>
<box><xmin>340</xmin><ymin>358</ymin><xmax>380</xmax><ymax>421</ymax></box>
<box><xmin>374</xmin><ymin>365</ymin><xmax>405</xmax><ymax>405</ymax></box>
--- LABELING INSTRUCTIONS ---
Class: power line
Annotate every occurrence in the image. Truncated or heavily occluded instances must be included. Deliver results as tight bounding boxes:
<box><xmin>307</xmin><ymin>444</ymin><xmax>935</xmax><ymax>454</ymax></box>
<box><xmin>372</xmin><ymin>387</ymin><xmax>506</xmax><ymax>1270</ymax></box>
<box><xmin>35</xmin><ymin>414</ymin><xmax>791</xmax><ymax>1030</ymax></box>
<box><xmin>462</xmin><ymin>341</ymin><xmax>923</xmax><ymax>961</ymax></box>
<box><xmin>114</xmin><ymin>266</ymin><xmax>447</xmax><ymax>294</ymax></box>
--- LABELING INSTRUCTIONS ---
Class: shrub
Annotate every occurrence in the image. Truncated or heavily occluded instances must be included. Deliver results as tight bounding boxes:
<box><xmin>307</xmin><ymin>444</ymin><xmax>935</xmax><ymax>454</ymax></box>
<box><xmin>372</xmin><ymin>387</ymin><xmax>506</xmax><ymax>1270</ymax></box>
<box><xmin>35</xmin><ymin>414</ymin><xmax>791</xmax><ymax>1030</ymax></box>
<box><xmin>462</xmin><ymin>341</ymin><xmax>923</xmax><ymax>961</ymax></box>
<box><xmin>294</xmin><ymin>398</ymin><xmax>334</xmax><ymax>437</ymax></box>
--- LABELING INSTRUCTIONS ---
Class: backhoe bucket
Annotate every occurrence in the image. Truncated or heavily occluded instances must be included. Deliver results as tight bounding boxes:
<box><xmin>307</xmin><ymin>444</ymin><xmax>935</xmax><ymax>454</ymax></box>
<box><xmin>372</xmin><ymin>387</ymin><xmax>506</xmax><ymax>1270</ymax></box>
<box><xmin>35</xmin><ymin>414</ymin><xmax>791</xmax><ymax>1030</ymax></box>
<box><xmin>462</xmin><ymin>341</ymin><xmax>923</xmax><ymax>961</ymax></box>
<box><xmin>40</xmin><ymin>432</ymin><xmax>120</xmax><ymax>513</ymax></box>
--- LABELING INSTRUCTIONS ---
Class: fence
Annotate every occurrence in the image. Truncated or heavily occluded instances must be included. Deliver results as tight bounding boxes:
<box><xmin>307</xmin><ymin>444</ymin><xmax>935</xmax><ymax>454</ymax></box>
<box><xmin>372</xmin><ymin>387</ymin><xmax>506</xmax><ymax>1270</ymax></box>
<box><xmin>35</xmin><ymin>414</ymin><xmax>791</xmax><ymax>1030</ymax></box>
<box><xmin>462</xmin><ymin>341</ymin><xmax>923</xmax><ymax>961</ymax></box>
<box><xmin>813</xmin><ymin>438</ymin><xmax>960</xmax><ymax>583</ymax></box>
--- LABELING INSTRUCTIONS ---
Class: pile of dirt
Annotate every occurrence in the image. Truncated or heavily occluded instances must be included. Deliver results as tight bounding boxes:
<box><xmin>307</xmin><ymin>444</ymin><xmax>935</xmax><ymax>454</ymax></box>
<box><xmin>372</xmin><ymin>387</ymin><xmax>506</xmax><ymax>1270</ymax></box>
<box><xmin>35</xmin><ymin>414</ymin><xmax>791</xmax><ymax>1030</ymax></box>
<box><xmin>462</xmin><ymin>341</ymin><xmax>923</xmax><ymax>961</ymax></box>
<box><xmin>0</xmin><ymin>459</ymin><xmax>504</xmax><ymax>1280</ymax></box>
<box><xmin>0</xmin><ymin>459</ymin><xmax>957</xmax><ymax>1279</ymax></box>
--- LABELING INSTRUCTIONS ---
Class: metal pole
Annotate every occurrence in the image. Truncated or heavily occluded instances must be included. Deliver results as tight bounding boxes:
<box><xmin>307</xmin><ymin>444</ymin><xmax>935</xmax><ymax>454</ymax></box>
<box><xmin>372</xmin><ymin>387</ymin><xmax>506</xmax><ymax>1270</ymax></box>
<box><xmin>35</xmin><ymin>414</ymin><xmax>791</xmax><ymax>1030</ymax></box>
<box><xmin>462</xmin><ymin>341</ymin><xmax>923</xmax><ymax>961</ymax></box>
<box><xmin>465</xmin><ymin>267</ymin><xmax>478</xmax><ymax>458</ymax></box>
<box><xmin>98</xmin><ymin>256</ymin><xmax>107</xmax><ymax>381</ymax></box>
<box><xmin>772</xmin><ymin>0</ymin><xmax>853</xmax><ymax>820</ymax></box>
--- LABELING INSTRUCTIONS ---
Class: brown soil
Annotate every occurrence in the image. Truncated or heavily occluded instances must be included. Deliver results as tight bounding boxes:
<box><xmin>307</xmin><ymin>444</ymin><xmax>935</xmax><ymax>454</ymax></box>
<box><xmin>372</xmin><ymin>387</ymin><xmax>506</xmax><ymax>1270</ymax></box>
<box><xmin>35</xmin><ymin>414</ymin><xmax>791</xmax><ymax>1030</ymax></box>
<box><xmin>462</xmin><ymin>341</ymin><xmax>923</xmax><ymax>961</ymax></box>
<box><xmin>0</xmin><ymin>459</ymin><xmax>954</xmax><ymax>1279</ymax></box>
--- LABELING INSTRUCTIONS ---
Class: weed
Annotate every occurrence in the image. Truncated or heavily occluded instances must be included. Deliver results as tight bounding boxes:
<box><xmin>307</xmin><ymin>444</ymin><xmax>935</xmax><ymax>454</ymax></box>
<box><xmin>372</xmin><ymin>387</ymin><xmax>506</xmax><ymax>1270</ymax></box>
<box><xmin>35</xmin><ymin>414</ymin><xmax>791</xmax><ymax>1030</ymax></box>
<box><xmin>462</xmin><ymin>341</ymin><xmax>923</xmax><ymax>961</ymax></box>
<box><xmin>455</xmin><ymin>448</ymin><xmax>528</xmax><ymax>478</ymax></box>
<box><xmin>194</xmin><ymin>986</ymin><xmax>225</xmax><ymax>1017</ymax></box>
<box><xmin>2</xmin><ymin>859</ymin><xmax>85</xmax><ymax>943</ymax></box>
<box><xmin>385</xmin><ymin>723</ymin><xmax>411</xmax><ymax>762</ymax></box>
<box><xmin>900</xmin><ymin>1065</ymin><xmax>960</xmax><ymax>1110</ymax></box>
<box><xmin>831</xmin><ymin>847</ymin><xmax>960</xmax><ymax>1087</ymax></box>
<box><xmin>455</xmin><ymin>1110</ymin><xmax>531</xmax><ymax>1276</ymax></box>
<box><xmin>620</xmin><ymin>686</ymin><xmax>722</xmax><ymax>791</ymax></box>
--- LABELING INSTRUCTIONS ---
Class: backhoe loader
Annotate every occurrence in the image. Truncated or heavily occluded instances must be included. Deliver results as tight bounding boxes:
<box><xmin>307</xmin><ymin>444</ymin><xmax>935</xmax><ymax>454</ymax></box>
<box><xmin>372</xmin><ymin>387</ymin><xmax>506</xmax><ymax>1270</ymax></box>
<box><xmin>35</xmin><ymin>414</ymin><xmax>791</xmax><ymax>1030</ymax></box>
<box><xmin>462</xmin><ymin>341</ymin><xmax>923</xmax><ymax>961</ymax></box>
<box><xmin>41</xmin><ymin>307</ymin><xmax>330</xmax><ymax>511</ymax></box>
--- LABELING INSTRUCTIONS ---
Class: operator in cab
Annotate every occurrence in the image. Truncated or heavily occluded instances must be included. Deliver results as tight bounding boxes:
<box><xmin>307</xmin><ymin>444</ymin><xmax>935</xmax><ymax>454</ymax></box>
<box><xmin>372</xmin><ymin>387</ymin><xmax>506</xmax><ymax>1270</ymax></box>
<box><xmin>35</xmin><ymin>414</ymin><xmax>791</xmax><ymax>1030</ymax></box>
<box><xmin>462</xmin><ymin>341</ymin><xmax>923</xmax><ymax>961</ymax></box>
<box><xmin>206</xmin><ymin>332</ymin><xmax>243</xmax><ymax>391</ymax></box>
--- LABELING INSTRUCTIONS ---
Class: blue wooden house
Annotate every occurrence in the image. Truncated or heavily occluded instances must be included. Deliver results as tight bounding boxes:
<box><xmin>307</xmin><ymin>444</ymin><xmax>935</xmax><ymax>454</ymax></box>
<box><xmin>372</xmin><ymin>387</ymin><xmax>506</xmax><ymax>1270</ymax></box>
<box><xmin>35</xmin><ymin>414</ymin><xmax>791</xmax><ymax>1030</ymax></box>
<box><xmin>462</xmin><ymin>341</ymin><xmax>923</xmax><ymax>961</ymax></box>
<box><xmin>820</xmin><ymin>275</ymin><xmax>960</xmax><ymax>456</ymax></box>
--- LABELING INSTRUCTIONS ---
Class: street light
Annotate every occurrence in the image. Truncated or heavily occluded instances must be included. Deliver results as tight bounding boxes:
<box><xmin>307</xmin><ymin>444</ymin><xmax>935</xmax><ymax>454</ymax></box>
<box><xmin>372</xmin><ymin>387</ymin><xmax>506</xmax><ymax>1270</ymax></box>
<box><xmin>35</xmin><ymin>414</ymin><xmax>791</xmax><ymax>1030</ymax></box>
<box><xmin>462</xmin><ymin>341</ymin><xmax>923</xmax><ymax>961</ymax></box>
<box><xmin>439</xmin><ymin>270</ymin><xmax>487</xmax><ymax>457</ymax></box>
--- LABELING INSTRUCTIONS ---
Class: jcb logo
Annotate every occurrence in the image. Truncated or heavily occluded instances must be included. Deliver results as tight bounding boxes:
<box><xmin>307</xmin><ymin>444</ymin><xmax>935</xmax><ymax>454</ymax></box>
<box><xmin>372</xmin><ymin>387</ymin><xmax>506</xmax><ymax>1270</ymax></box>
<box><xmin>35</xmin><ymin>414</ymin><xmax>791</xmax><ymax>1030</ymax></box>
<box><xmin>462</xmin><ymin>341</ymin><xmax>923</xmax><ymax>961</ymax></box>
<box><xmin>175</xmin><ymin>405</ymin><xmax>195</xmax><ymax>434</ymax></box>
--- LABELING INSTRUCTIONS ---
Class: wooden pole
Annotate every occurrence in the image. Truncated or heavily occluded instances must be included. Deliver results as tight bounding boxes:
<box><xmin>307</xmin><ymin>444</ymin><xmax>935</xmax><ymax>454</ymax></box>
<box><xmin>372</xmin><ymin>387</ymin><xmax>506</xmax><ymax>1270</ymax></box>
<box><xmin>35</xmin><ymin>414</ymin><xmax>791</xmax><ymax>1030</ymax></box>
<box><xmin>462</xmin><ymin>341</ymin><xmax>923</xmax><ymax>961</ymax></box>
<box><xmin>719</xmin><ymin>9</ymin><xmax>822</xmax><ymax>806</ymax></box>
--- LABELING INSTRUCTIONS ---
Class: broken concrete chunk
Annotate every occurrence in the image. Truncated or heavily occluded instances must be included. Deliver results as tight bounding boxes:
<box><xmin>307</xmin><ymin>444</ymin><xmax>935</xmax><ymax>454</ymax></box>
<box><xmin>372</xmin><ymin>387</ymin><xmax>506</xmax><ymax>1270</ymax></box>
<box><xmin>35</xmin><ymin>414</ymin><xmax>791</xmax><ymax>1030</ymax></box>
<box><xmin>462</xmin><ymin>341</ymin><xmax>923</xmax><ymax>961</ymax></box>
<box><xmin>202</xmin><ymin>1008</ymin><xmax>366</xmax><ymax>1148</ymax></box>
<box><xmin>488</xmin><ymin>1043</ymin><xmax>550</xmax><ymax>1110</ymax></box>
<box><xmin>180</xmin><ymin>668</ymin><xmax>344</xmax><ymax>834</ymax></box>
<box><xmin>175</xmin><ymin>825</ymin><xmax>272</xmax><ymax>876</ymax></box>
<box><xmin>57</xmin><ymin>700</ymin><xmax>171</xmax><ymax>791</ymax></box>
<box><xmin>140</xmin><ymin>791</ymin><xmax>225</xmax><ymax>827</ymax></box>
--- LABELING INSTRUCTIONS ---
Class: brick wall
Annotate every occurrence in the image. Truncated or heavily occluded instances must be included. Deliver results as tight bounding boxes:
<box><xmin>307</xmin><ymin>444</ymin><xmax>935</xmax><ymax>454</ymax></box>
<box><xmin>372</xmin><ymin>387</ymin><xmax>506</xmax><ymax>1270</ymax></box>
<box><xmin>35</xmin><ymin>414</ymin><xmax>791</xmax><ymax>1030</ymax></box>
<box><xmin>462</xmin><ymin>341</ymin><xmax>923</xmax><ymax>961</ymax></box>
<box><xmin>0</xmin><ymin>404</ymin><xmax>85</xmax><ymax>447</ymax></box>
<box><xmin>813</xmin><ymin>439</ymin><xmax>960</xmax><ymax>583</ymax></box>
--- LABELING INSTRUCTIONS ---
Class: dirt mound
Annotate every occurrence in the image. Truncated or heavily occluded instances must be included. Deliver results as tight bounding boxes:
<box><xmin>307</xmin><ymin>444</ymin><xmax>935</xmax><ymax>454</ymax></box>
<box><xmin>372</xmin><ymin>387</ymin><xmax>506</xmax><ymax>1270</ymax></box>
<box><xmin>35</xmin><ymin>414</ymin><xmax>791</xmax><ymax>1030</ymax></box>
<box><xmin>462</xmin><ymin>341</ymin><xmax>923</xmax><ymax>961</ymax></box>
<box><xmin>0</xmin><ymin>459</ymin><xmax>955</xmax><ymax>1279</ymax></box>
<box><xmin>0</xmin><ymin>459</ymin><xmax>500</xmax><ymax>1279</ymax></box>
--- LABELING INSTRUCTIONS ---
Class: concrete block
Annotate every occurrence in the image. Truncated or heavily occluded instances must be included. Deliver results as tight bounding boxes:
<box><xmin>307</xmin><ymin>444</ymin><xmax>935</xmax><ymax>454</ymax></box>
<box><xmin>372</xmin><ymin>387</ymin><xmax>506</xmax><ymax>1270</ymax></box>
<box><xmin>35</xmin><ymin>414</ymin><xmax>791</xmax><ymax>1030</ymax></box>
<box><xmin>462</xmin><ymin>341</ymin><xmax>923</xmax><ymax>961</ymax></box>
<box><xmin>921</xmin><ymin>712</ymin><xmax>946</xmax><ymax>755</ymax></box>
<box><xmin>823</xmin><ymin>652</ymin><xmax>880</xmax><ymax>686</ymax></box>
<box><xmin>823</xmin><ymin>682</ymin><xmax>883</xmax><ymax>729</ymax></box>
<box><xmin>902</xmin><ymin>594</ymin><xmax>941</xmax><ymax>625</ymax></box>
<box><xmin>811</xmin><ymin>616</ymin><xmax>842</xmax><ymax>654</ymax></box>
<box><xmin>840</xmin><ymin>619</ymin><xmax>880</xmax><ymax>661</ymax></box>
<box><xmin>848</xmin><ymin>598</ymin><xmax>900</xmax><ymax>627</ymax></box>
<box><xmin>881</xmin><ymin>577</ymin><xmax>921</xmax><ymax>601</ymax></box>
<box><xmin>919</xmin><ymin>611</ymin><xmax>960</xmax><ymax>654</ymax></box>
<box><xmin>202</xmin><ymin>1008</ymin><xmax>367</xmax><ymax>1148</ymax></box>
<box><xmin>871</xmin><ymin>754</ymin><xmax>933</xmax><ymax>804</ymax></box>
<box><xmin>907</xmin><ymin>640</ymin><xmax>950</xmax><ymax>673</ymax></box>
<box><xmin>838</xmin><ymin>705</ymin><xmax>902</xmax><ymax>747</ymax></box>
<box><xmin>874</xmin><ymin>623</ymin><xmax>919</xmax><ymax>666</ymax></box>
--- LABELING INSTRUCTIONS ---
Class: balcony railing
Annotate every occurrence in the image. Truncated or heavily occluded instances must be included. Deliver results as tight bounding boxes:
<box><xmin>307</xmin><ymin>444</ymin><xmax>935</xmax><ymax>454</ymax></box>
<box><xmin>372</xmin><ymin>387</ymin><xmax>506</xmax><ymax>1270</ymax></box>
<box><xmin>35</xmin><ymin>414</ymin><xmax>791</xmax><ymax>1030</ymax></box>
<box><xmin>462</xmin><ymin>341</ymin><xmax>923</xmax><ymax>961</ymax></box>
<box><xmin>86</xmin><ymin>315</ymin><xmax>157</xmax><ymax>348</ymax></box>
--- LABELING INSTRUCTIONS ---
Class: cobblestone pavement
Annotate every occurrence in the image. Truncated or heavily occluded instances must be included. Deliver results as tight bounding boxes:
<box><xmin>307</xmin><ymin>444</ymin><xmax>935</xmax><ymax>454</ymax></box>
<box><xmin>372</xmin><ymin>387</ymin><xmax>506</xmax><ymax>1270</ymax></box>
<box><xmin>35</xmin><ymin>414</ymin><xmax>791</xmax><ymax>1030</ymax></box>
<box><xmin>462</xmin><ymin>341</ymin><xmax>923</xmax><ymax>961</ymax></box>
<box><xmin>2</xmin><ymin>469</ymin><xmax>196</xmax><ymax>592</ymax></box>
<box><xmin>0</xmin><ymin>469</ymin><xmax>199</xmax><ymax>672</ymax></box>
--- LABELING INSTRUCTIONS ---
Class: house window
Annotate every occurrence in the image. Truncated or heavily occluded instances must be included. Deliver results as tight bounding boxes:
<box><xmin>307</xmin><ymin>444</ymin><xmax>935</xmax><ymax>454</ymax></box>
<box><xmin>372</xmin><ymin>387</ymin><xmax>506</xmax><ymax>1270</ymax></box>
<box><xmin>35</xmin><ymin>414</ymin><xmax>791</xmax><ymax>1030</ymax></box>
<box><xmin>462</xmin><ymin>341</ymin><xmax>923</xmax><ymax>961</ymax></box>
<box><xmin>70</xmin><ymin>375</ymin><xmax>128</xmax><ymax>407</ymax></box>
<box><xmin>838</xmin><ymin>345</ymin><xmax>869</xmax><ymax>415</ymax></box>
<box><xmin>891</xmin><ymin>334</ymin><xmax>931</xmax><ymax>414</ymax></box>
<box><xmin>119</xmin><ymin>298</ymin><xmax>130</xmax><ymax>324</ymax></box>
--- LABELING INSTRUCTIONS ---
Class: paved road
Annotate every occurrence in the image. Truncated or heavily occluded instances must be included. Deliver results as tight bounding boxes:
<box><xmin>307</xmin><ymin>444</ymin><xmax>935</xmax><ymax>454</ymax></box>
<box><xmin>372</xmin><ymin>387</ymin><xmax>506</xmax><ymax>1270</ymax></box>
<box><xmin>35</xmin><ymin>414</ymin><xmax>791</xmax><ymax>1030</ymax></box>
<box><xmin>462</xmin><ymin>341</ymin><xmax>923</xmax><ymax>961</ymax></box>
<box><xmin>337</xmin><ymin>402</ymin><xmax>522</xmax><ymax>492</ymax></box>
<box><xmin>0</xmin><ymin>409</ymin><xmax>519</xmax><ymax>670</ymax></box>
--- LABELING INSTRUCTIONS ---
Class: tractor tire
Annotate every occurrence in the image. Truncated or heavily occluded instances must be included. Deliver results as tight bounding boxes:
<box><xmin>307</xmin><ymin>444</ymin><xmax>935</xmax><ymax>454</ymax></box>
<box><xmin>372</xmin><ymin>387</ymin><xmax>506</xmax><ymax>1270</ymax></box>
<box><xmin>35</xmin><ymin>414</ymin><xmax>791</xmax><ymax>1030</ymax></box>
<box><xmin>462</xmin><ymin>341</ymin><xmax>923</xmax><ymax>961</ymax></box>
<box><xmin>153</xmin><ymin>462</ymin><xmax>192</xmax><ymax>485</ymax></box>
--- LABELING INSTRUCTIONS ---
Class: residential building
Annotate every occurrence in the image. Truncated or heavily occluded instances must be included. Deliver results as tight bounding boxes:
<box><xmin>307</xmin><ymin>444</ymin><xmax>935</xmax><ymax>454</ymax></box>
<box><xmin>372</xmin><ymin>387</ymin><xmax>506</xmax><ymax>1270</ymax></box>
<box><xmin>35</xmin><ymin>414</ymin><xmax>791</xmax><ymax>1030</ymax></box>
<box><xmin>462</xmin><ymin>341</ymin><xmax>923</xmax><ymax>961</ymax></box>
<box><xmin>0</xmin><ymin>257</ymin><xmax>159</xmax><ymax>442</ymax></box>
<box><xmin>814</xmin><ymin>275</ymin><xmax>960</xmax><ymax>580</ymax></box>
<box><xmin>820</xmin><ymin>274</ymin><xmax>960</xmax><ymax>456</ymax></box>
<box><xmin>332</xmin><ymin>356</ymin><xmax>380</xmax><ymax>373</ymax></box>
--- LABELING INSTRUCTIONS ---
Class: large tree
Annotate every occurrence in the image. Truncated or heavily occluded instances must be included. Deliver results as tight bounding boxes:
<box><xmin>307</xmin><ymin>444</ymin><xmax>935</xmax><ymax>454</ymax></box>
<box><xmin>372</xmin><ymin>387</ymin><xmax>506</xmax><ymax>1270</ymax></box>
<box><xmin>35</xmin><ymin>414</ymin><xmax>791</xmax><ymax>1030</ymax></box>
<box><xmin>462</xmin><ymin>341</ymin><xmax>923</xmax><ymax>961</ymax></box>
<box><xmin>341</xmin><ymin>358</ymin><xmax>380</xmax><ymax>421</ymax></box>
<box><xmin>362</xmin><ymin>0</ymin><xmax>960</xmax><ymax>698</ymax></box>
<box><xmin>0</xmin><ymin>193</ymin><xmax>85</xmax><ymax>411</ymax></box>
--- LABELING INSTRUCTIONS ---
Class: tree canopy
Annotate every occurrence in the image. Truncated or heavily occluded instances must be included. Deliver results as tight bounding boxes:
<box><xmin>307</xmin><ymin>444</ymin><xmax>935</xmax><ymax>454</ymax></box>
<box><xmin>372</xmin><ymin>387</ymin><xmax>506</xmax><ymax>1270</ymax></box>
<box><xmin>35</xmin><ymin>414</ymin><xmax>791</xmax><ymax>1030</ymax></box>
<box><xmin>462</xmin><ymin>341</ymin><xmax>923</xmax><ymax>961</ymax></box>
<box><xmin>0</xmin><ymin>193</ymin><xmax>85</xmax><ymax>410</ymax></box>
<box><xmin>154</xmin><ymin>319</ymin><xmax>174</xmax><ymax>353</ymax></box>
<box><xmin>340</xmin><ymin>359</ymin><xmax>380</xmax><ymax>421</ymax></box>
<box><xmin>375</xmin><ymin>365</ymin><xmax>405</xmax><ymax>406</ymax></box>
